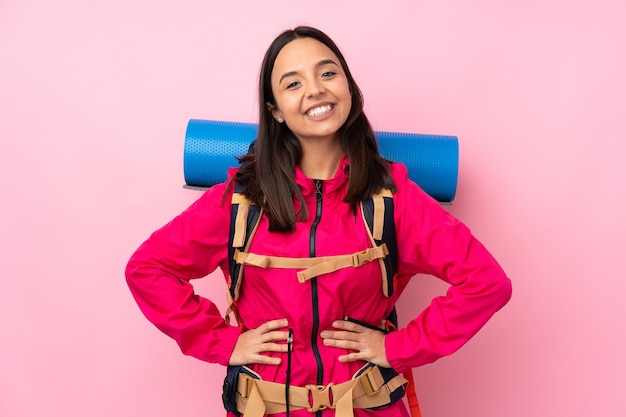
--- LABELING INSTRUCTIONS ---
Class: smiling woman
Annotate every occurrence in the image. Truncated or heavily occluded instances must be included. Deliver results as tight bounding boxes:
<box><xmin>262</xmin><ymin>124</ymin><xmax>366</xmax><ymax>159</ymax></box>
<box><xmin>267</xmin><ymin>38</ymin><xmax>352</xmax><ymax>166</ymax></box>
<box><xmin>243</xmin><ymin>26</ymin><xmax>399</xmax><ymax>231</ymax></box>
<box><xmin>125</xmin><ymin>25</ymin><xmax>512</xmax><ymax>417</ymax></box>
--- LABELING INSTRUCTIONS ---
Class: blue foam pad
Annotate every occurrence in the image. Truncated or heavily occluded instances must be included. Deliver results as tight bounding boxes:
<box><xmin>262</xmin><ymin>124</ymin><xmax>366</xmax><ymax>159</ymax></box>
<box><xmin>184</xmin><ymin>119</ymin><xmax>458</xmax><ymax>202</ymax></box>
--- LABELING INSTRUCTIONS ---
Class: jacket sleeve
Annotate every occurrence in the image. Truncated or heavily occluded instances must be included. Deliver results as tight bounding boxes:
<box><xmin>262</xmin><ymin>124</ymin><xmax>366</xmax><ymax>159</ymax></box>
<box><xmin>385</xmin><ymin>164</ymin><xmax>512</xmax><ymax>372</ymax></box>
<box><xmin>125</xmin><ymin>181</ymin><xmax>242</xmax><ymax>365</ymax></box>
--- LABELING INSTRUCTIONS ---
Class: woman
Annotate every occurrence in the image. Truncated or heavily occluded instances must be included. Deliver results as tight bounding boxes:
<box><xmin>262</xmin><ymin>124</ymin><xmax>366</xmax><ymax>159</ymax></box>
<box><xmin>126</xmin><ymin>26</ymin><xmax>512</xmax><ymax>417</ymax></box>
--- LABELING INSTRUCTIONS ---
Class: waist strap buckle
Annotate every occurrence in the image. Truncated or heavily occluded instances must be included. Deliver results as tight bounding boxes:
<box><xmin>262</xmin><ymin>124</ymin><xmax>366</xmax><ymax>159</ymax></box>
<box><xmin>306</xmin><ymin>383</ymin><xmax>335</xmax><ymax>412</ymax></box>
<box><xmin>357</xmin><ymin>366</ymin><xmax>383</xmax><ymax>397</ymax></box>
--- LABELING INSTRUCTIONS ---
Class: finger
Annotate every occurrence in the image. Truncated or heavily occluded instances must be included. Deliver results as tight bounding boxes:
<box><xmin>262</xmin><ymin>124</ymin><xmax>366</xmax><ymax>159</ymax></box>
<box><xmin>338</xmin><ymin>352</ymin><xmax>365</xmax><ymax>363</ymax></box>
<box><xmin>320</xmin><ymin>330</ymin><xmax>358</xmax><ymax>341</ymax></box>
<box><xmin>260</xmin><ymin>342</ymin><xmax>291</xmax><ymax>353</ymax></box>
<box><xmin>260</xmin><ymin>330</ymin><xmax>291</xmax><ymax>343</ymax></box>
<box><xmin>331</xmin><ymin>320</ymin><xmax>361</xmax><ymax>331</ymax></box>
<box><xmin>258</xmin><ymin>318</ymin><xmax>289</xmax><ymax>333</ymax></box>
<box><xmin>340</xmin><ymin>351</ymin><xmax>392</xmax><ymax>368</ymax></box>
<box><xmin>333</xmin><ymin>319</ymin><xmax>376</xmax><ymax>334</ymax></box>
<box><xmin>323</xmin><ymin>338</ymin><xmax>361</xmax><ymax>351</ymax></box>
<box><xmin>252</xmin><ymin>354</ymin><xmax>282</xmax><ymax>365</ymax></box>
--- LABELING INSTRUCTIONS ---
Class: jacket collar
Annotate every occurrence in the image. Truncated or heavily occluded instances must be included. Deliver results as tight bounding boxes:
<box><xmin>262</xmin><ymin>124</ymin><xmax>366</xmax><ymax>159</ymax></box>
<box><xmin>294</xmin><ymin>154</ymin><xmax>350</xmax><ymax>197</ymax></box>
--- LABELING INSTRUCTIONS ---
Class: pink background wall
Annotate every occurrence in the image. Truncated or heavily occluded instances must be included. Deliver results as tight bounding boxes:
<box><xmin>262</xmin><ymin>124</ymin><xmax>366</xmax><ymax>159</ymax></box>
<box><xmin>1</xmin><ymin>1</ymin><xmax>625</xmax><ymax>416</ymax></box>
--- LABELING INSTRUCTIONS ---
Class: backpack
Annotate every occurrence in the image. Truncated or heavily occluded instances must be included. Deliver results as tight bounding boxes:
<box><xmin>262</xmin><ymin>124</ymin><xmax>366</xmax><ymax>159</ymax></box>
<box><xmin>225</xmin><ymin>182</ymin><xmax>422</xmax><ymax>417</ymax></box>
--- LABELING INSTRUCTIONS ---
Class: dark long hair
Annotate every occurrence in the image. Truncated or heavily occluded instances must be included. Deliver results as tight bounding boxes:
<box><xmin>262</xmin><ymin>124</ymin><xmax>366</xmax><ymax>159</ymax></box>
<box><xmin>234</xmin><ymin>26</ymin><xmax>396</xmax><ymax>232</ymax></box>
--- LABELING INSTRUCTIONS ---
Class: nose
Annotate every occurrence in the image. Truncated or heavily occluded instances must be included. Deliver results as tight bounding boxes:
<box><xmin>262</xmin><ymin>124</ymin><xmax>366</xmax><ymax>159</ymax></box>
<box><xmin>306</xmin><ymin>78</ymin><xmax>325</xmax><ymax>97</ymax></box>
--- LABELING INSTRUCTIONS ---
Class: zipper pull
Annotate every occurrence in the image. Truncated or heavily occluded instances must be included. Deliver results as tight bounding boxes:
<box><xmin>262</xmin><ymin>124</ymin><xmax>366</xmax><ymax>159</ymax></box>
<box><xmin>314</xmin><ymin>179</ymin><xmax>323</xmax><ymax>202</ymax></box>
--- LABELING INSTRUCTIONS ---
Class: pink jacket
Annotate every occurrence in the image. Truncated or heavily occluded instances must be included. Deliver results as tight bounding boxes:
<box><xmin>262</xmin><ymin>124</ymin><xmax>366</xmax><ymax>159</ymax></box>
<box><xmin>126</xmin><ymin>157</ymin><xmax>512</xmax><ymax>417</ymax></box>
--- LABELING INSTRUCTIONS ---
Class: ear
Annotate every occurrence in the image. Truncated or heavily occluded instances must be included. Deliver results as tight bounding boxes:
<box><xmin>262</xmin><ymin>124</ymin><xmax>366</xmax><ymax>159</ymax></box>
<box><xmin>266</xmin><ymin>102</ymin><xmax>284</xmax><ymax>123</ymax></box>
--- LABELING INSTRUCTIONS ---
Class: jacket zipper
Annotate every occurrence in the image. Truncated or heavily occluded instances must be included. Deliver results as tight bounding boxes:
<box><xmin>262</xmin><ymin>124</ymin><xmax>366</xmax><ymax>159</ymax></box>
<box><xmin>310</xmin><ymin>179</ymin><xmax>324</xmax><ymax>393</ymax></box>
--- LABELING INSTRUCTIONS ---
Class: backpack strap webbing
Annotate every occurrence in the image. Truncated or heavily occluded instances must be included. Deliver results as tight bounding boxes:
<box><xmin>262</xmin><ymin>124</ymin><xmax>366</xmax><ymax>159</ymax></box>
<box><xmin>361</xmin><ymin>189</ymin><xmax>424</xmax><ymax>417</ymax></box>
<box><xmin>360</xmin><ymin>189</ymin><xmax>398</xmax><ymax>297</ymax></box>
<box><xmin>227</xmin><ymin>186</ymin><xmax>398</xmax><ymax>307</ymax></box>
<box><xmin>233</xmin><ymin>363</ymin><xmax>408</xmax><ymax>416</ymax></box>
<box><xmin>233</xmin><ymin>244</ymin><xmax>389</xmax><ymax>283</ymax></box>
<box><xmin>227</xmin><ymin>183</ymin><xmax>263</xmax><ymax>303</ymax></box>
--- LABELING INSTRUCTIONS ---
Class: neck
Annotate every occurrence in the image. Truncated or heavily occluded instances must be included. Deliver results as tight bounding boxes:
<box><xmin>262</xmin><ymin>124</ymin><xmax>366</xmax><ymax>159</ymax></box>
<box><xmin>298</xmin><ymin>138</ymin><xmax>343</xmax><ymax>180</ymax></box>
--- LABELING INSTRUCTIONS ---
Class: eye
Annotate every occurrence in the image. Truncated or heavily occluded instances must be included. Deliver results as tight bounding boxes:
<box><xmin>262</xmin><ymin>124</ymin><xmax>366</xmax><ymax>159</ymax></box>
<box><xmin>321</xmin><ymin>71</ymin><xmax>337</xmax><ymax>78</ymax></box>
<box><xmin>285</xmin><ymin>81</ymin><xmax>300</xmax><ymax>90</ymax></box>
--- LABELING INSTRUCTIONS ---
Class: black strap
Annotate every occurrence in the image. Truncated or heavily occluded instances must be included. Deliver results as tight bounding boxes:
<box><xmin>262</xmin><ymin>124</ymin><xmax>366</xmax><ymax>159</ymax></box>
<box><xmin>361</xmin><ymin>194</ymin><xmax>398</xmax><ymax>297</ymax></box>
<box><xmin>227</xmin><ymin>182</ymin><xmax>262</xmax><ymax>300</ymax></box>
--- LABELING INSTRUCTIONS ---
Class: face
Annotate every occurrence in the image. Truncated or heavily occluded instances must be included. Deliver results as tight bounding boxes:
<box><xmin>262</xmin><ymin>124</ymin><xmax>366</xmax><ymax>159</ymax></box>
<box><xmin>268</xmin><ymin>37</ymin><xmax>352</xmax><ymax>144</ymax></box>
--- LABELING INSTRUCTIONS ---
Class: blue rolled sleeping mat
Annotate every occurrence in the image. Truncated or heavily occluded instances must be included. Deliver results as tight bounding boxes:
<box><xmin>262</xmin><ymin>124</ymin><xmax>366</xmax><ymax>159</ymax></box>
<box><xmin>183</xmin><ymin>119</ymin><xmax>459</xmax><ymax>203</ymax></box>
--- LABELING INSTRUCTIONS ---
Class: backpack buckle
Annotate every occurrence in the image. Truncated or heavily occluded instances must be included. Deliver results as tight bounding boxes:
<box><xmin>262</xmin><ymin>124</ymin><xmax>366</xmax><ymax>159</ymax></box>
<box><xmin>306</xmin><ymin>383</ymin><xmax>335</xmax><ymax>412</ymax></box>
<box><xmin>357</xmin><ymin>365</ymin><xmax>386</xmax><ymax>396</ymax></box>
<box><xmin>351</xmin><ymin>250</ymin><xmax>372</xmax><ymax>266</ymax></box>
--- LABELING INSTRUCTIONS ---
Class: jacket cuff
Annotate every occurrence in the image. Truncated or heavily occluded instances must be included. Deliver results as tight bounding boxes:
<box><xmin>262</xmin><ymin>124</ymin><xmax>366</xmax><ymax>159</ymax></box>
<box><xmin>202</xmin><ymin>324</ymin><xmax>243</xmax><ymax>366</ymax></box>
<box><xmin>385</xmin><ymin>330</ymin><xmax>411</xmax><ymax>373</ymax></box>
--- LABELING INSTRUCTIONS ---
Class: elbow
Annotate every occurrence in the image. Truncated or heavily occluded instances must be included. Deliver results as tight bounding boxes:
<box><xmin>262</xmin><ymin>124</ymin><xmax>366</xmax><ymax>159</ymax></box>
<box><xmin>125</xmin><ymin>257</ymin><xmax>142</xmax><ymax>291</ymax></box>
<box><xmin>491</xmin><ymin>270</ymin><xmax>513</xmax><ymax>311</ymax></box>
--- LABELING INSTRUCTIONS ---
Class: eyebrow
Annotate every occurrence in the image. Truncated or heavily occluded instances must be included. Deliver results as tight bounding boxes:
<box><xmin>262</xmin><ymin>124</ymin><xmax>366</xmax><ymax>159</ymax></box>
<box><xmin>278</xmin><ymin>59</ymin><xmax>339</xmax><ymax>83</ymax></box>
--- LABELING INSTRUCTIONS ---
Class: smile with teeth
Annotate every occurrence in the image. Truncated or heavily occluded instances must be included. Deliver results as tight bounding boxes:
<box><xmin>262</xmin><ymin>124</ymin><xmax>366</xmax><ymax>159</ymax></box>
<box><xmin>306</xmin><ymin>104</ymin><xmax>333</xmax><ymax>117</ymax></box>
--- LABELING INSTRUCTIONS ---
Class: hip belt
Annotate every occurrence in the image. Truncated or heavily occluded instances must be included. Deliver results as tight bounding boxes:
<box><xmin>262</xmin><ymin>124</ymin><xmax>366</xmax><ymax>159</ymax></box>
<box><xmin>226</xmin><ymin>363</ymin><xmax>408</xmax><ymax>417</ymax></box>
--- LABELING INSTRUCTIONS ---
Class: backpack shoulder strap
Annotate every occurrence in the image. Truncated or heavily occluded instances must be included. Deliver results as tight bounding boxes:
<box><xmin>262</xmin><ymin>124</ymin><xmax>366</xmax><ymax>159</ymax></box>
<box><xmin>227</xmin><ymin>186</ymin><xmax>397</xmax><ymax>304</ymax></box>
<box><xmin>227</xmin><ymin>182</ymin><xmax>263</xmax><ymax>303</ymax></box>
<box><xmin>360</xmin><ymin>188</ymin><xmax>398</xmax><ymax>298</ymax></box>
